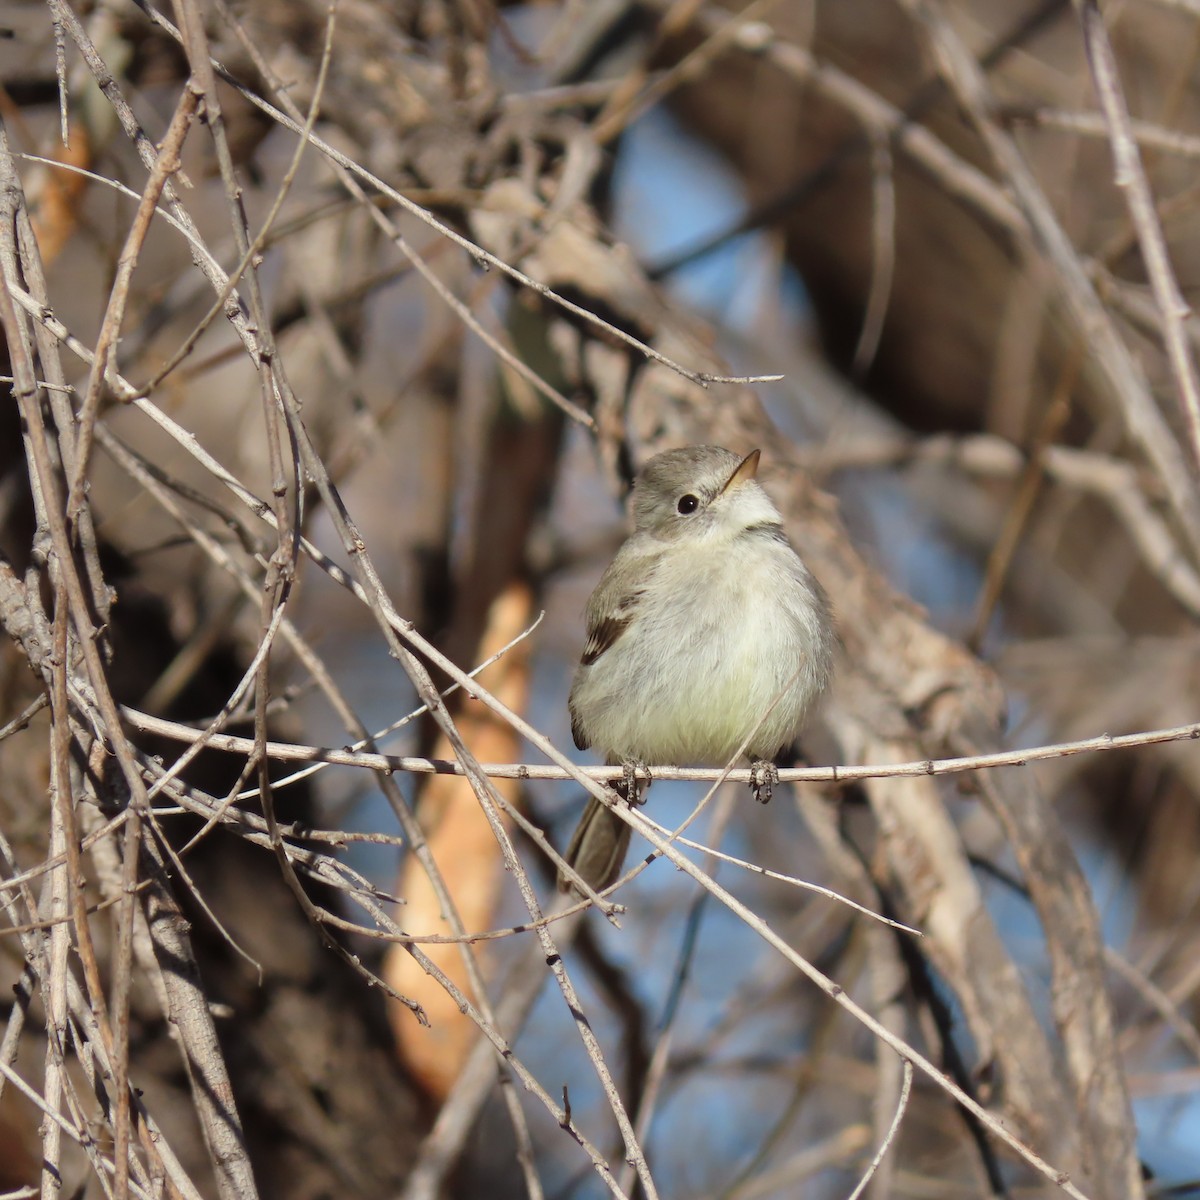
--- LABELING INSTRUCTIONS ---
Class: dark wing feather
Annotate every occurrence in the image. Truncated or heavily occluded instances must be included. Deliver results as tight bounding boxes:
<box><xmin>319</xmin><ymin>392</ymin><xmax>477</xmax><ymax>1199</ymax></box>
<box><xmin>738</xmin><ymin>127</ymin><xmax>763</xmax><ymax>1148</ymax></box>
<box><xmin>580</xmin><ymin>611</ymin><xmax>633</xmax><ymax>666</ymax></box>
<box><xmin>570</xmin><ymin>701</ymin><xmax>589</xmax><ymax>751</ymax></box>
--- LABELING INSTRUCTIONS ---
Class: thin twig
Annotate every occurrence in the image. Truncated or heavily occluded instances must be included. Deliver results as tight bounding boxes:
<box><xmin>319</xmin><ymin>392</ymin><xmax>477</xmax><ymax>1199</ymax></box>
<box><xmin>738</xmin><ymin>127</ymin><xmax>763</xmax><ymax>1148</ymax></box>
<box><xmin>1079</xmin><ymin>0</ymin><xmax>1200</xmax><ymax>473</ymax></box>
<box><xmin>65</xmin><ymin>83</ymin><xmax>198</xmax><ymax>524</ymax></box>
<box><xmin>845</xmin><ymin>1058</ymin><xmax>912</xmax><ymax>1200</ymax></box>
<box><xmin>791</xmin><ymin>430</ymin><xmax>1200</xmax><ymax>619</ymax></box>
<box><xmin>122</xmin><ymin>704</ymin><xmax>1200</xmax><ymax>785</ymax></box>
<box><xmin>130</xmin><ymin>0</ymin><xmax>783</xmax><ymax>392</ymax></box>
<box><xmin>852</xmin><ymin>127</ymin><xmax>896</xmax><ymax>377</ymax></box>
<box><xmin>137</xmin><ymin>0</ymin><xmax>337</xmax><ymax>398</ymax></box>
<box><xmin>897</xmin><ymin>0</ymin><xmax>1200</xmax><ymax>565</ymax></box>
<box><xmin>1003</xmin><ymin>104</ymin><xmax>1200</xmax><ymax>160</ymax></box>
<box><xmin>634</xmin><ymin>817</ymin><xmax>923</xmax><ymax>935</ymax></box>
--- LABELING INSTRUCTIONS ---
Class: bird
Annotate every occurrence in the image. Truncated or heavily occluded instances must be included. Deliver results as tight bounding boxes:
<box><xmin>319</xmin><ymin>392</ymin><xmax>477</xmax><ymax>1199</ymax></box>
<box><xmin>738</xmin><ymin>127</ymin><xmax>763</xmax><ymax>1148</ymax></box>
<box><xmin>560</xmin><ymin>444</ymin><xmax>835</xmax><ymax>894</ymax></box>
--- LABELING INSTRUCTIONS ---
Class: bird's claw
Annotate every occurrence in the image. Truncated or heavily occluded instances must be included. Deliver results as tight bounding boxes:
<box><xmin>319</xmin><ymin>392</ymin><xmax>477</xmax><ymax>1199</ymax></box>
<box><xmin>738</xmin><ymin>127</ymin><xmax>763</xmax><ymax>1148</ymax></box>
<box><xmin>617</xmin><ymin>759</ymin><xmax>651</xmax><ymax>806</ymax></box>
<box><xmin>749</xmin><ymin>760</ymin><xmax>779</xmax><ymax>805</ymax></box>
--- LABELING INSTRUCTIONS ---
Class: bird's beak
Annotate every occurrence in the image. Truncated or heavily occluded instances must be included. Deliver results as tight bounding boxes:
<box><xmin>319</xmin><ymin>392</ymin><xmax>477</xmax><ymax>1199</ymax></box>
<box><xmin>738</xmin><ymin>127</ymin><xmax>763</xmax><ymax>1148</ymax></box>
<box><xmin>720</xmin><ymin>449</ymin><xmax>761</xmax><ymax>495</ymax></box>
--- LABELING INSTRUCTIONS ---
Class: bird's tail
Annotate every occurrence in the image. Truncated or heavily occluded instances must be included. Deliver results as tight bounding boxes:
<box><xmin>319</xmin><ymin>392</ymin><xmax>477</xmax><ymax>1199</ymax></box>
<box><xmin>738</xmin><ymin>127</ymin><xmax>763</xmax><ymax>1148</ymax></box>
<box><xmin>558</xmin><ymin>788</ymin><xmax>633</xmax><ymax>894</ymax></box>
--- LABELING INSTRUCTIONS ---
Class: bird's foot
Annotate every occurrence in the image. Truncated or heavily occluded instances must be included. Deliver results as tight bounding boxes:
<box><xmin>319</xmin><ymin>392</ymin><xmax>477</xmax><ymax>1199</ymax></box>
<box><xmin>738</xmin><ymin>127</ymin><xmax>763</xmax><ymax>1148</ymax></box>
<box><xmin>617</xmin><ymin>759</ymin><xmax>651</xmax><ymax>806</ymax></box>
<box><xmin>749</xmin><ymin>760</ymin><xmax>779</xmax><ymax>805</ymax></box>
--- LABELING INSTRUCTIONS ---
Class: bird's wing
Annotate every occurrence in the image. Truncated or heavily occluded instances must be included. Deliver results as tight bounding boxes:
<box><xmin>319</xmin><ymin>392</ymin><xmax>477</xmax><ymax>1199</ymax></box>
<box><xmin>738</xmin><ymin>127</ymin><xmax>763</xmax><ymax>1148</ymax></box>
<box><xmin>569</xmin><ymin>550</ymin><xmax>651</xmax><ymax>749</ymax></box>
<box><xmin>578</xmin><ymin>554</ymin><xmax>646</xmax><ymax>666</ymax></box>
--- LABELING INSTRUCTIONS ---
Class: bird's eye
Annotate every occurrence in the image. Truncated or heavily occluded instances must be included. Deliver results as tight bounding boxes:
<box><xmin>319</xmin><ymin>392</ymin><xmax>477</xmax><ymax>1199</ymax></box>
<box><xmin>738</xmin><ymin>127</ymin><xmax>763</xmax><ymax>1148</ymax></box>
<box><xmin>677</xmin><ymin>494</ymin><xmax>700</xmax><ymax>514</ymax></box>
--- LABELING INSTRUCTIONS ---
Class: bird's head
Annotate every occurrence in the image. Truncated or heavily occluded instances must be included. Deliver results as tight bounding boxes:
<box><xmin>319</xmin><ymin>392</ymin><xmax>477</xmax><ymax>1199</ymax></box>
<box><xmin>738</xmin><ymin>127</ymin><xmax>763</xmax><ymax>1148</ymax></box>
<box><xmin>631</xmin><ymin>445</ymin><xmax>783</xmax><ymax>543</ymax></box>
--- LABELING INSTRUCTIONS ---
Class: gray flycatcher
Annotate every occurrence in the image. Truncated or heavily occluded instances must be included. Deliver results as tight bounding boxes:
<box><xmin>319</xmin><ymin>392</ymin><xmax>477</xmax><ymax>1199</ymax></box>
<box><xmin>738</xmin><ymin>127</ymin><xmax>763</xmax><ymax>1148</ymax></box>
<box><xmin>561</xmin><ymin>445</ymin><xmax>835</xmax><ymax>894</ymax></box>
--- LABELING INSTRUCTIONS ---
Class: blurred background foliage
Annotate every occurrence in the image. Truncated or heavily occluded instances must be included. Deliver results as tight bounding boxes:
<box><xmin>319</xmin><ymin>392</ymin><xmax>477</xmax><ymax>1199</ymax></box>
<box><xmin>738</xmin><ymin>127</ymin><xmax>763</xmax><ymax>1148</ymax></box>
<box><xmin>1</xmin><ymin>1</ymin><xmax>1200</xmax><ymax>1197</ymax></box>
